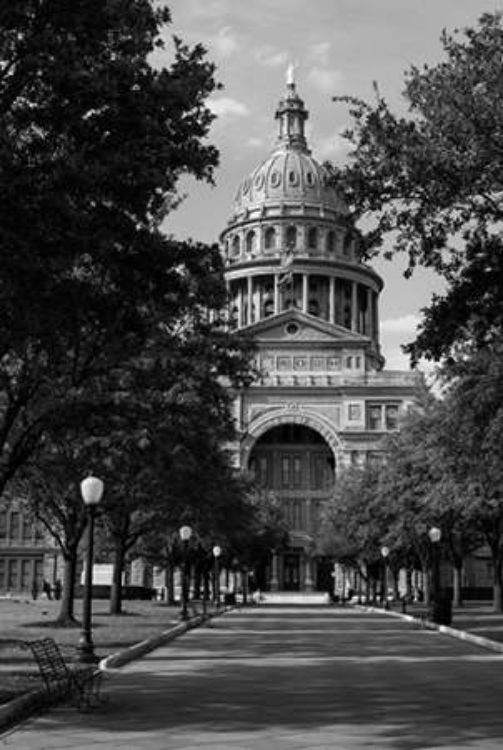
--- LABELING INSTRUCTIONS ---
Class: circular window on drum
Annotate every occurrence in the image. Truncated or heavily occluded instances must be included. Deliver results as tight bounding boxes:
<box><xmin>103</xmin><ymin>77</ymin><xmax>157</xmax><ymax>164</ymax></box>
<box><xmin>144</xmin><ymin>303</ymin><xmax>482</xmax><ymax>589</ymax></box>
<box><xmin>288</xmin><ymin>170</ymin><xmax>299</xmax><ymax>186</ymax></box>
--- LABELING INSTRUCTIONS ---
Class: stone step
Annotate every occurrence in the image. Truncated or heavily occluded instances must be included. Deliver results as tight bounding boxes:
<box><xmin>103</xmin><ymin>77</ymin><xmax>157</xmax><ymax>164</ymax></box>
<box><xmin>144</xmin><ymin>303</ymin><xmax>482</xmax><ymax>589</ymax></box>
<box><xmin>256</xmin><ymin>591</ymin><xmax>330</xmax><ymax>605</ymax></box>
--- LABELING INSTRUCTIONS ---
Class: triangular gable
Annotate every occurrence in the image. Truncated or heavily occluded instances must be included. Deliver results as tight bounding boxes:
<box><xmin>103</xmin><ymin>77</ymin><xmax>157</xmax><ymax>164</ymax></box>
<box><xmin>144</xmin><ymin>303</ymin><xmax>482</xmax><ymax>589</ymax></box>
<box><xmin>242</xmin><ymin>309</ymin><xmax>372</xmax><ymax>344</ymax></box>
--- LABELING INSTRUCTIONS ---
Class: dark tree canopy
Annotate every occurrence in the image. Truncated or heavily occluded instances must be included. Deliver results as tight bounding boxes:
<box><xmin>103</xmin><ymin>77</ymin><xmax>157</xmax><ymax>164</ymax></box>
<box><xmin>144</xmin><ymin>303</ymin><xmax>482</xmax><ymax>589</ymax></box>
<box><xmin>331</xmin><ymin>12</ymin><xmax>503</xmax><ymax>363</ymax></box>
<box><xmin>0</xmin><ymin>1</ymin><xmax>254</xmax><ymax>491</ymax></box>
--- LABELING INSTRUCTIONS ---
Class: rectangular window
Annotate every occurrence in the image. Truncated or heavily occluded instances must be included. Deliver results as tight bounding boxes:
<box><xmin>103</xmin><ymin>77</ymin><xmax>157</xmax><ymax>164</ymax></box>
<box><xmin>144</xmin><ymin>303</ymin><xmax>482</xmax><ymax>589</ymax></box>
<box><xmin>258</xmin><ymin>456</ymin><xmax>268</xmax><ymax>487</ymax></box>
<box><xmin>368</xmin><ymin>451</ymin><xmax>385</xmax><ymax>468</ymax></box>
<box><xmin>348</xmin><ymin>404</ymin><xmax>361</xmax><ymax>421</ymax></box>
<box><xmin>292</xmin><ymin>456</ymin><xmax>302</xmax><ymax>488</ymax></box>
<box><xmin>22</xmin><ymin>516</ymin><xmax>33</xmax><ymax>541</ymax></box>
<box><xmin>0</xmin><ymin>511</ymin><xmax>7</xmax><ymax>540</ymax></box>
<box><xmin>385</xmin><ymin>404</ymin><xmax>400</xmax><ymax>430</ymax></box>
<box><xmin>367</xmin><ymin>404</ymin><xmax>383</xmax><ymax>430</ymax></box>
<box><xmin>10</xmin><ymin>512</ymin><xmax>20</xmax><ymax>541</ymax></box>
<box><xmin>281</xmin><ymin>456</ymin><xmax>291</xmax><ymax>487</ymax></box>
<box><xmin>21</xmin><ymin>559</ymin><xmax>31</xmax><ymax>590</ymax></box>
<box><xmin>8</xmin><ymin>559</ymin><xmax>18</xmax><ymax>590</ymax></box>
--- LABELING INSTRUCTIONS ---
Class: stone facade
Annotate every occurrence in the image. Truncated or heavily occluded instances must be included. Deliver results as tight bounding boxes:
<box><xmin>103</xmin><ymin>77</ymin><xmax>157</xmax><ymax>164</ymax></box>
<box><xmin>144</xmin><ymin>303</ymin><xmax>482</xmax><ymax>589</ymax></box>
<box><xmin>222</xmin><ymin>77</ymin><xmax>420</xmax><ymax>592</ymax></box>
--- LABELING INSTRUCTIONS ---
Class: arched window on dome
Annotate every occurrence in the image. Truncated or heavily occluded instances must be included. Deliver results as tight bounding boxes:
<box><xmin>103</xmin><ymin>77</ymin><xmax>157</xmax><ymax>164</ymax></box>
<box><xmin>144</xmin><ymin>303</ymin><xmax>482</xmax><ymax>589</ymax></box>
<box><xmin>264</xmin><ymin>227</ymin><xmax>276</xmax><ymax>251</ymax></box>
<box><xmin>286</xmin><ymin>225</ymin><xmax>297</xmax><ymax>249</ymax></box>
<box><xmin>308</xmin><ymin>227</ymin><xmax>318</xmax><ymax>250</ymax></box>
<box><xmin>326</xmin><ymin>231</ymin><xmax>336</xmax><ymax>253</ymax></box>
<box><xmin>231</xmin><ymin>235</ymin><xmax>240</xmax><ymax>257</ymax></box>
<box><xmin>246</xmin><ymin>230</ymin><xmax>256</xmax><ymax>255</ymax></box>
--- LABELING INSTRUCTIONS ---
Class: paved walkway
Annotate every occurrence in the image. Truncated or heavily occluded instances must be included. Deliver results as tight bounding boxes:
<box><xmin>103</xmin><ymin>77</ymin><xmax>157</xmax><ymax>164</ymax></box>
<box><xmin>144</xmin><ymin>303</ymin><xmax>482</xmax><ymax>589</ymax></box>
<box><xmin>3</xmin><ymin>606</ymin><xmax>503</xmax><ymax>749</ymax></box>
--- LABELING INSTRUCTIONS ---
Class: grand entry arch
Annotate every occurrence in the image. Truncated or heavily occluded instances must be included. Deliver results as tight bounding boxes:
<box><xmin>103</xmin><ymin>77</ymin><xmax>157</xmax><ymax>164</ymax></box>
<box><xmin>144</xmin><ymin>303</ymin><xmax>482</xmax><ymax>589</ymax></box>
<box><xmin>243</xmin><ymin>412</ymin><xmax>340</xmax><ymax>593</ymax></box>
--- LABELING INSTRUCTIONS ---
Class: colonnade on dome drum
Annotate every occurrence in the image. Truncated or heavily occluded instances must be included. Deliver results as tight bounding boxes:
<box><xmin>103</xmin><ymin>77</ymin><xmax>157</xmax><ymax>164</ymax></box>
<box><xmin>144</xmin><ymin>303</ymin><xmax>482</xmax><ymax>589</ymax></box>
<box><xmin>225</xmin><ymin>261</ymin><xmax>381</xmax><ymax>345</ymax></box>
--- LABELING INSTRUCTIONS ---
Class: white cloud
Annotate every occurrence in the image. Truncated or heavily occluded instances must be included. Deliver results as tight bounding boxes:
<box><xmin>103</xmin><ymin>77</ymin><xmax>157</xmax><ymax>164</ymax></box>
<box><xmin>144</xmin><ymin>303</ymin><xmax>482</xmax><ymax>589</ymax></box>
<box><xmin>209</xmin><ymin>97</ymin><xmax>249</xmax><ymax>119</ymax></box>
<box><xmin>246</xmin><ymin>137</ymin><xmax>265</xmax><ymax>149</ymax></box>
<box><xmin>213</xmin><ymin>26</ymin><xmax>239</xmax><ymax>58</ymax></box>
<box><xmin>380</xmin><ymin>314</ymin><xmax>420</xmax><ymax>334</ymax></box>
<box><xmin>308</xmin><ymin>41</ymin><xmax>332</xmax><ymax>65</ymax></box>
<box><xmin>313</xmin><ymin>132</ymin><xmax>352</xmax><ymax>162</ymax></box>
<box><xmin>307</xmin><ymin>66</ymin><xmax>343</xmax><ymax>94</ymax></box>
<box><xmin>254</xmin><ymin>45</ymin><xmax>288</xmax><ymax>68</ymax></box>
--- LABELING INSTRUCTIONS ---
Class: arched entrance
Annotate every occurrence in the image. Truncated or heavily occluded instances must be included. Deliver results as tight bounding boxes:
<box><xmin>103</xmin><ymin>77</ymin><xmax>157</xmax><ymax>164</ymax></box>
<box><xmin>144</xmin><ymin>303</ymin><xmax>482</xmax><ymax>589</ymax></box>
<box><xmin>248</xmin><ymin>423</ymin><xmax>335</xmax><ymax>593</ymax></box>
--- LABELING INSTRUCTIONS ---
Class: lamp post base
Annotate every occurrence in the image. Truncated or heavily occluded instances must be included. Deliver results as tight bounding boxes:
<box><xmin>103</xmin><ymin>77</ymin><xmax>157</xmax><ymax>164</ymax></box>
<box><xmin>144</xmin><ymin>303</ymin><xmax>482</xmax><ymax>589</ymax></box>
<box><xmin>77</xmin><ymin>637</ymin><xmax>99</xmax><ymax>664</ymax></box>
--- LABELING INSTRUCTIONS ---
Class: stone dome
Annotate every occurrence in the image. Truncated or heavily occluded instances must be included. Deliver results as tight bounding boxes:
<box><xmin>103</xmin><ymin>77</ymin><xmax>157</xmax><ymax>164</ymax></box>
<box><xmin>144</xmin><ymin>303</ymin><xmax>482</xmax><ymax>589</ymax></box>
<box><xmin>226</xmin><ymin>77</ymin><xmax>348</xmax><ymax>228</ymax></box>
<box><xmin>234</xmin><ymin>147</ymin><xmax>347</xmax><ymax>217</ymax></box>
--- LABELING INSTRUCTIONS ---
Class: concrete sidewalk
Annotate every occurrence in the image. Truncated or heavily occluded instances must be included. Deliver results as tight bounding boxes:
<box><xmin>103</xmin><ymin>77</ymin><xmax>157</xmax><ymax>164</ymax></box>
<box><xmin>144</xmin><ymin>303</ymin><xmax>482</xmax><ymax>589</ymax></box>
<box><xmin>3</xmin><ymin>605</ymin><xmax>503</xmax><ymax>749</ymax></box>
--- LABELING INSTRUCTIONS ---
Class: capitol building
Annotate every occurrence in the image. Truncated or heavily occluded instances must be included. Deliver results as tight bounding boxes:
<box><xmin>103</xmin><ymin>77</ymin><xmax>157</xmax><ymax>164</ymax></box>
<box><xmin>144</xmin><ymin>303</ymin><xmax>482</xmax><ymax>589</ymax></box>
<box><xmin>222</xmin><ymin>75</ymin><xmax>419</xmax><ymax>594</ymax></box>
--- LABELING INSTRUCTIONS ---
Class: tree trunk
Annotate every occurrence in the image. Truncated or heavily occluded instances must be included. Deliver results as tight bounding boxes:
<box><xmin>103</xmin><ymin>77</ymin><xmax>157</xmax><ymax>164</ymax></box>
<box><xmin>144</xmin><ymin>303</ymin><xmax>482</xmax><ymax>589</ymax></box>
<box><xmin>164</xmin><ymin>555</ymin><xmax>175</xmax><ymax>604</ymax></box>
<box><xmin>452</xmin><ymin>563</ymin><xmax>463</xmax><ymax>608</ymax></box>
<box><xmin>56</xmin><ymin>552</ymin><xmax>78</xmax><ymax>624</ymax></box>
<box><xmin>109</xmin><ymin>541</ymin><xmax>126</xmax><ymax>615</ymax></box>
<box><xmin>493</xmin><ymin>555</ymin><xmax>503</xmax><ymax>614</ymax></box>
<box><xmin>422</xmin><ymin>560</ymin><xmax>430</xmax><ymax>606</ymax></box>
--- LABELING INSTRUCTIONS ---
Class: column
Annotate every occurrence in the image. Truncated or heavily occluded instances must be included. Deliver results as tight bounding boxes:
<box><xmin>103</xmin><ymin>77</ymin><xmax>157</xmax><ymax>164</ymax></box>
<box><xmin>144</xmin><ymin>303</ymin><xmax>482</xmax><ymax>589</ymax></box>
<box><xmin>270</xmin><ymin>552</ymin><xmax>279</xmax><ymax>591</ymax></box>
<box><xmin>329</xmin><ymin>276</ymin><xmax>335</xmax><ymax>323</ymax></box>
<box><xmin>238</xmin><ymin>284</ymin><xmax>244</xmax><ymax>328</ymax></box>
<box><xmin>274</xmin><ymin>274</ymin><xmax>280</xmax><ymax>314</ymax></box>
<box><xmin>302</xmin><ymin>273</ymin><xmax>309</xmax><ymax>313</ymax></box>
<box><xmin>247</xmin><ymin>276</ymin><xmax>253</xmax><ymax>324</ymax></box>
<box><xmin>351</xmin><ymin>281</ymin><xmax>358</xmax><ymax>332</ymax></box>
<box><xmin>366</xmin><ymin>287</ymin><xmax>373</xmax><ymax>337</ymax></box>
<box><xmin>373</xmin><ymin>291</ymin><xmax>380</xmax><ymax>346</ymax></box>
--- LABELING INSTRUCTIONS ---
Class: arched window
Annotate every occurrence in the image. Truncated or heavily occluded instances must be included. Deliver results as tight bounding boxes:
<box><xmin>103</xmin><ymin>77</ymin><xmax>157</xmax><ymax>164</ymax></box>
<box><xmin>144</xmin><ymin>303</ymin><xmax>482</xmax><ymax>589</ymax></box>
<box><xmin>246</xmin><ymin>230</ymin><xmax>256</xmax><ymax>255</ymax></box>
<box><xmin>308</xmin><ymin>227</ymin><xmax>318</xmax><ymax>250</ymax></box>
<box><xmin>264</xmin><ymin>226</ymin><xmax>276</xmax><ymax>250</ymax></box>
<box><xmin>326</xmin><ymin>231</ymin><xmax>336</xmax><ymax>253</ymax></box>
<box><xmin>286</xmin><ymin>225</ymin><xmax>297</xmax><ymax>248</ymax></box>
<box><xmin>232</xmin><ymin>235</ymin><xmax>240</xmax><ymax>256</ymax></box>
<box><xmin>308</xmin><ymin>299</ymin><xmax>319</xmax><ymax>316</ymax></box>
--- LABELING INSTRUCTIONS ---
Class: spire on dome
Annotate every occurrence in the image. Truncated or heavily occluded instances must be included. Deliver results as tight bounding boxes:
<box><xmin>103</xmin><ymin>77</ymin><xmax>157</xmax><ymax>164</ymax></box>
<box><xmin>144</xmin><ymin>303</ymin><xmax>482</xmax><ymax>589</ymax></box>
<box><xmin>275</xmin><ymin>69</ymin><xmax>309</xmax><ymax>153</ymax></box>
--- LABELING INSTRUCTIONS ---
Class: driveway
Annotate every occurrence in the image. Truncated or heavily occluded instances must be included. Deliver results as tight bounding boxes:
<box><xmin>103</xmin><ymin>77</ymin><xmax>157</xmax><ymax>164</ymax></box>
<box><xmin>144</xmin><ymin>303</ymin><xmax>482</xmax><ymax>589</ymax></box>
<box><xmin>3</xmin><ymin>605</ymin><xmax>503</xmax><ymax>749</ymax></box>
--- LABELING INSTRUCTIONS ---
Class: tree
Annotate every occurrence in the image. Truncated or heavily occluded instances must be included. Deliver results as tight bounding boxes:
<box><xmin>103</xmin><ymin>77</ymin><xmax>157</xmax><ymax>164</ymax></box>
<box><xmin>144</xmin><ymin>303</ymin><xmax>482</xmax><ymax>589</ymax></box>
<box><xmin>434</xmin><ymin>347</ymin><xmax>503</xmax><ymax>612</ymax></box>
<box><xmin>320</xmin><ymin>464</ymin><xmax>390</xmax><ymax>601</ymax></box>
<box><xmin>331</xmin><ymin>12</ymin><xmax>503</xmax><ymax>362</ymax></box>
<box><xmin>0</xmin><ymin>1</ymin><xmax>224</xmax><ymax>491</ymax></box>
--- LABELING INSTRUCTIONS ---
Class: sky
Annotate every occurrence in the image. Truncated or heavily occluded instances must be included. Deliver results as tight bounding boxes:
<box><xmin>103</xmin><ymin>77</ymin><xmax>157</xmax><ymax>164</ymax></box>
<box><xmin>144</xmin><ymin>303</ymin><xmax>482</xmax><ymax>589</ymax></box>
<box><xmin>157</xmin><ymin>0</ymin><xmax>498</xmax><ymax>372</ymax></box>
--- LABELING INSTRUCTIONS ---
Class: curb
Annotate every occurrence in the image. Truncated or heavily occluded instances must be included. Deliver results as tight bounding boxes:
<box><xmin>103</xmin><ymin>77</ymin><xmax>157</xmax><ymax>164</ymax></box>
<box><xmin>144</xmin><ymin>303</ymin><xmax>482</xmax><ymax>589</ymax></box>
<box><xmin>355</xmin><ymin>604</ymin><xmax>503</xmax><ymax>655</ymax></box>
<box><xmin>0</xmin><ymin>610</ymin><xmax>220</xmax><ymax>735</ymax></box>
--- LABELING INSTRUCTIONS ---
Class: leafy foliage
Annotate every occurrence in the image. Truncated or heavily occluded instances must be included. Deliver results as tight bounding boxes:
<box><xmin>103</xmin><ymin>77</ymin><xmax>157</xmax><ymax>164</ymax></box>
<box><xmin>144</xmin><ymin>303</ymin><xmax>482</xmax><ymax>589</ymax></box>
<box><xmin>332</xmin><ymin>12</ymin><xmax>503</xmax><ymax>362</ymax></box>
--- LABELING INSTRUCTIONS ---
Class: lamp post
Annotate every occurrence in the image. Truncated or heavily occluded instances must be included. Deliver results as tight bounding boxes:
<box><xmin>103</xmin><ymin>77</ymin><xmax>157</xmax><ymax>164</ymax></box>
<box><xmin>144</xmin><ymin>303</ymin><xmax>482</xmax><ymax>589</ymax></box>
<box><xmin>381</xmin><ymin>546</ymin><xmax>390</xmax><ymax>609</ymax></box>
<box><xmin>78</xmin><ymin>476</ymin><xmax>104</xmax><ymax>663</ymax></box>
<box><xmin>213</xmin><ymin>545</ymin><xmax>222</xmax><ymax>606</ymax></box>
<box><xmin>179</xmin><ymin>525</ymin><xmax>192</xmax><ymax>621</ymax></box>
<box><xmin>428</xmin><ymin>526</ymin><xmax>441</xmax><ymax>607</ymax></box>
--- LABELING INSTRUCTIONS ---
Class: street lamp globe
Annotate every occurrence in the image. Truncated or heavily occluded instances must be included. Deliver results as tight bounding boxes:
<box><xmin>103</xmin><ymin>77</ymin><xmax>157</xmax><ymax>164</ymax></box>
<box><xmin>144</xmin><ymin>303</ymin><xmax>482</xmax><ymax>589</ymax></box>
<box><xmin>213</xmin><ymin>545</ymin><xmax>222</xmax><ymax>558</ymax></box>
<box><xmin>80</xmin><ymin>476</ymin><xmax>104</xmax><ymax>506</ymax></box>
<box><xmin>381</xmin><ymin>546</ymin><xmax>390</xmax><ymax>558</ymax></box>
<box><xmin>179</xmin><ymin>525</ymin><xmax>192</xmax><ymax>542</ymax></box>
<box><xmin>428</xmin><ymin>527</ymin><xmax>441</xmax><ymax>544</ymax></box>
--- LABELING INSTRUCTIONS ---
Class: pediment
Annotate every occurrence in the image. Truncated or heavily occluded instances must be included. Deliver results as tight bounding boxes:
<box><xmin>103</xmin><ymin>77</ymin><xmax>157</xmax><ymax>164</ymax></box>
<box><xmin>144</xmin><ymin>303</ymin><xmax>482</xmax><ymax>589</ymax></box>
<box><xmin>243</xmin><ymin>309</ymin><xmax>371</xmax><ymax>345</ymax></box>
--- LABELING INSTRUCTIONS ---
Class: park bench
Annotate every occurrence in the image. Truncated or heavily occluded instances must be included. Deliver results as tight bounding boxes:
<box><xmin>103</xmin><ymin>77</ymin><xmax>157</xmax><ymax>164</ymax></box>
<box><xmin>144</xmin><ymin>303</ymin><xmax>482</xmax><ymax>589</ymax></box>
<box><xmin>22</xmin><ymin>637</ymin><xmax>103</xmax><ymax>711</ymax></box>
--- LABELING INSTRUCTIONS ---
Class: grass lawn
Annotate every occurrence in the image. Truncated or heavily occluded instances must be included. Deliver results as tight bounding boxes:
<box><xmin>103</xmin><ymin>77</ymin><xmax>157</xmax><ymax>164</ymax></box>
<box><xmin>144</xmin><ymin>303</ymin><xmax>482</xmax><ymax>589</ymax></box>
<box><xmin>0</xmin><ymin>596</ymin><xmax>182</xmax><ymax>706</ymax></box>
